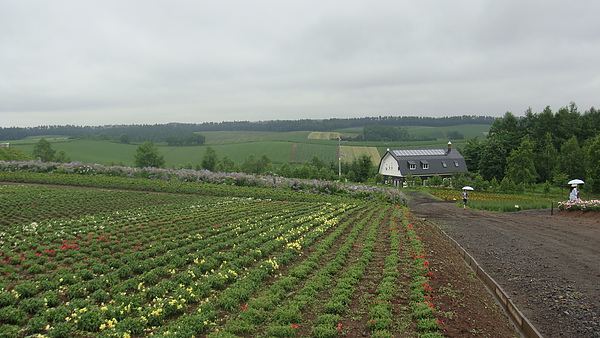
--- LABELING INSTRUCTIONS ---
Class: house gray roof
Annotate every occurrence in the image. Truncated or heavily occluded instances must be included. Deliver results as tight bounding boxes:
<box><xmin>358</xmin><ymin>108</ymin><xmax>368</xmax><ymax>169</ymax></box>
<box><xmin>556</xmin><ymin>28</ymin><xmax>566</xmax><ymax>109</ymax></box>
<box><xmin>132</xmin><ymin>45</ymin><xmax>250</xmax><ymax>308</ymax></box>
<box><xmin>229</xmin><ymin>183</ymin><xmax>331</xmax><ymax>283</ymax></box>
<box><xmin>380</xmin><ymin>145</ymin><xmax>468</xmax><ymax>177</ymax></box>
<box><xmin>391</xmin><ymin>149</ymin><xmax>447</xmax><ymax>156</ymax></box>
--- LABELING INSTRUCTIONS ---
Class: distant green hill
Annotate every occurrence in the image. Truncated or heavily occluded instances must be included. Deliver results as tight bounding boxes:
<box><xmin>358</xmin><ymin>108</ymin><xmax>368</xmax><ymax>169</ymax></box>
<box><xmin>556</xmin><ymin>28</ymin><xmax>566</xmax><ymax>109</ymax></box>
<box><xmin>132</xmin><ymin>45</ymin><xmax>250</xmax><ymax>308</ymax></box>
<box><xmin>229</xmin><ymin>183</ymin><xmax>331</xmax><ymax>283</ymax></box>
<box><xmin>8</xmin><ymin>124</ymin><xmax>490</xmax><ymax>168</ymax></box>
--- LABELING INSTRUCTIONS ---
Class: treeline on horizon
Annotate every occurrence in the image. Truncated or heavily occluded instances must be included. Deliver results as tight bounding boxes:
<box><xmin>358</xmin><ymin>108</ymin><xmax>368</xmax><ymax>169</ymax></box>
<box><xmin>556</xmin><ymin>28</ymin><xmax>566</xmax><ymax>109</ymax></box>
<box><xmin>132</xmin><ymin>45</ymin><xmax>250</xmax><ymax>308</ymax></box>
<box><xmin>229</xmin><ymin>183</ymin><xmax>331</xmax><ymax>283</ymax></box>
<box><xmin>0</xmin><ymin>115</ymin><xmax>493</xmax><ymax>142</ymax></box>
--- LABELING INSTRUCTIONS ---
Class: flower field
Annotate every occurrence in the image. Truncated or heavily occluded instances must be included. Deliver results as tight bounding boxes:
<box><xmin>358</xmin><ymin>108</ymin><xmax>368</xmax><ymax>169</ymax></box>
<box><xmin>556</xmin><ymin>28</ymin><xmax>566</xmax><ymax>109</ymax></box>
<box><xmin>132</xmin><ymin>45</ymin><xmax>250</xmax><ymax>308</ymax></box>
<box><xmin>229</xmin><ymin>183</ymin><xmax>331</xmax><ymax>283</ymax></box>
<box><xmin>428</xmin><ymin>188</ymin><xmax>554</xmax><ymax>212</ymax></box>
<box><xmin>0</xmin><ymin>184</ymin><xmax>443</xmax><ymax>337</ymax></box>
<box><xmin>0</xmin><ymin>161</ymin><xmax>407</xmax><ymax>205</ymax></box>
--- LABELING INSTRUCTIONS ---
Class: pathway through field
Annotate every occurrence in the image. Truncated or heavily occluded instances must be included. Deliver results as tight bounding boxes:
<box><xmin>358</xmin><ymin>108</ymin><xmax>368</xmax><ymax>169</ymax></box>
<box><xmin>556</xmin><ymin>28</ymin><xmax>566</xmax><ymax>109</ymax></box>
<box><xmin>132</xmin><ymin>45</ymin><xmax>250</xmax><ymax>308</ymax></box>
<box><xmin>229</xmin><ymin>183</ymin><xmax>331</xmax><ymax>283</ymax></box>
<box><xmin>407</xmin><ymin>191</ymin><xmax>600</xmax><ymax>338</ymax></box>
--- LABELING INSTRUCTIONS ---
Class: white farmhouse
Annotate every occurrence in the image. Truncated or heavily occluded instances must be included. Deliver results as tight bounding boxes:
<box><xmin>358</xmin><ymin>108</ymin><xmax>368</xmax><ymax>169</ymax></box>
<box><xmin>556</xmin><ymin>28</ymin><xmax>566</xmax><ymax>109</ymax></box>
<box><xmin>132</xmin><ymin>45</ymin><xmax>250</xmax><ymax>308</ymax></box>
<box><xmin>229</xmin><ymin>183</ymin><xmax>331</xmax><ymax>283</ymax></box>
<box><xmin>378</xmin><ymin>142</ymin><xmax>468</xmax><ymax>185</ymax></box>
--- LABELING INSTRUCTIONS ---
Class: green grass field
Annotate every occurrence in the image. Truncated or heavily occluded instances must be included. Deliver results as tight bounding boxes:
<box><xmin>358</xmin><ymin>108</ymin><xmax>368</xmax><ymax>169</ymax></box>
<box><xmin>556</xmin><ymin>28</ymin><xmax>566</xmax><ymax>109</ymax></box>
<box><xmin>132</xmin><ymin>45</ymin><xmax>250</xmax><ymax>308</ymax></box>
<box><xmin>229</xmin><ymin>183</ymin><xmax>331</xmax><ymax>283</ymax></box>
<box><xmin>7</xmin><ymin>124</ymin><xmax>490</xmax><ymax>168</ymax></box>
<box><xmin>202</xmin><ymin>131</ymin><xmax>311</xmax><ymax>144</ymax></box>
<box><xmin>165</xmin><ymin>142</ymin><xmax>297</xmax><ymax>166</ymax></box>
<box><xmin>14</xmin><ymin>140</ymin><xmax>137</xmax><ymax>166</ymax></box>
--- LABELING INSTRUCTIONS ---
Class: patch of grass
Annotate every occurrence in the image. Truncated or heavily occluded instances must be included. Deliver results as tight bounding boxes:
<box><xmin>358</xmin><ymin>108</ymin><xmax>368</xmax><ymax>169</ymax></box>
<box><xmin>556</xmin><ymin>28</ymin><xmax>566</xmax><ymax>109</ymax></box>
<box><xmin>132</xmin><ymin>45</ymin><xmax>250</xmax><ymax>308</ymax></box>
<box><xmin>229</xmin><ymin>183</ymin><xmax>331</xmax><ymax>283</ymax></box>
<box><xmin>15</xmin><ymin>140</ymin><xmax>137</xmax><ymax>166</ymax></box>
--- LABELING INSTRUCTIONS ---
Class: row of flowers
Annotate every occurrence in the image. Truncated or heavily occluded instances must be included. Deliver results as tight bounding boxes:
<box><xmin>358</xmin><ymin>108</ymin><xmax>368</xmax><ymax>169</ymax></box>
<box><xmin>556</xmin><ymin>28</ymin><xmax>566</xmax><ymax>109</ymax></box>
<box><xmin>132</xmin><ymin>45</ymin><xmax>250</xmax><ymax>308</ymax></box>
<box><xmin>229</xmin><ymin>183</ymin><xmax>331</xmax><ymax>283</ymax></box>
<box><xmin>212</xmin><ymin>205</ymin><xmax>377</xmax><ymax>336</ymax></box>
<box><xmin>428</xmin><ymin>188</ymin><xmax>556</xmax><ymax>212</ymax></box>
<box><xmin>0</xmin><ymin>184</ymin><xmax>208</xmax><ymax>228</ymax></box>
<box><xmin>0</xmin><ymin>160</ymin><xmax>408</xmax><ymax>205</ymax></box>
<box><xmin>402</xmin><ymin>210</ymin><xmax>444</xmax><ymax>336</ymax></box>
<box><xmin>1</xmin><ymin>185</ymin><xmax>360</xmax><ymax>336</ymax></box>
<box><xmin>557</xmin><ymin>199</ymin><xmax>600</xmax><ymax>212</ymax></box>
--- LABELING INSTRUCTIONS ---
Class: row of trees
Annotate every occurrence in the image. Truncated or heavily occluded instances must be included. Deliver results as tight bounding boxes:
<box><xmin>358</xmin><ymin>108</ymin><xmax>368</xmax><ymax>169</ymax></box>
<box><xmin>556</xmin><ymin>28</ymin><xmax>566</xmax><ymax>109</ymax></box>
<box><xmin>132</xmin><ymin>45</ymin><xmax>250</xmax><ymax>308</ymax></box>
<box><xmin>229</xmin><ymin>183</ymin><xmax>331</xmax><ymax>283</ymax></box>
<box><xmin>0</xmin><ymin>116</ymin><xmax>494</xmax><ymax>142</ymax></box>
<box><xmin>193</xmin><ymin>147</ymin><xmax>376</xmax><ymax>183</ymax></box>
<box><xmin>359</xmin><ymin>125</ymin><xmax>410</xmax><ymax>142</ymax></box>
<box><xmin>133</xmin><ymin>142</ymin><xmax>376</xmax><ymax>183</ymax></box>
<box><xmin>346</xmin><ymin>125</ymin><xmax>463</xmax><ymax>142</ymax></box>
<box><xmin>461</xmin><ymin>103</ymin><xmax>600</xmax><ymax>192</ymax></box>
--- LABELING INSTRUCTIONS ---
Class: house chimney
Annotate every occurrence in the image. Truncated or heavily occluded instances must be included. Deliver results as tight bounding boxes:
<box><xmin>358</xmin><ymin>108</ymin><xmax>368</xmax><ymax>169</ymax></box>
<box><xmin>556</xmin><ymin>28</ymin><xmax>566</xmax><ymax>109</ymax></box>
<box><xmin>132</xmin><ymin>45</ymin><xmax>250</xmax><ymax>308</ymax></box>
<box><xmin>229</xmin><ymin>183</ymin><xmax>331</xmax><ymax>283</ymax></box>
<box><xmin>446</xmin><ymin>141</ymin><xmax>452</xmax><ymax>154</ymax></box>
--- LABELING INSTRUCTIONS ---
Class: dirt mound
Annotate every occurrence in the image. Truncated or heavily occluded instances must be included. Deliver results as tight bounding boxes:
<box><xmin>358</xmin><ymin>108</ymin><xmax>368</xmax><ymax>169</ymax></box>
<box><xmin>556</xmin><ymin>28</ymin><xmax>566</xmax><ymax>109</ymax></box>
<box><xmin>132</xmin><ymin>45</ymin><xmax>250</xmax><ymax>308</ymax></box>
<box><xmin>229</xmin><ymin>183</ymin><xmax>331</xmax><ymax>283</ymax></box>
<box><xmin>555</xmin><ymin>209</ymin><xmax>600</xmax><ymax>222</ymax></box>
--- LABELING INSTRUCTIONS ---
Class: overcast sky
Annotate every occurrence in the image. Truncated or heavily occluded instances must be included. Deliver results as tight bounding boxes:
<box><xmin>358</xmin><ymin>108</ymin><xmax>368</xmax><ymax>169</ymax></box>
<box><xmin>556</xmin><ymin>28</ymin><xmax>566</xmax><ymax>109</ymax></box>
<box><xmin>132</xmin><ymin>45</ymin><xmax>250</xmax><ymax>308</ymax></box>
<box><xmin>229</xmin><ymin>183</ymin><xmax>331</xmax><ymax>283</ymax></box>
<box><xmin>1</xmin><ymin>1</ymin><xmax>599</xmax><ymax>127</ymax></box>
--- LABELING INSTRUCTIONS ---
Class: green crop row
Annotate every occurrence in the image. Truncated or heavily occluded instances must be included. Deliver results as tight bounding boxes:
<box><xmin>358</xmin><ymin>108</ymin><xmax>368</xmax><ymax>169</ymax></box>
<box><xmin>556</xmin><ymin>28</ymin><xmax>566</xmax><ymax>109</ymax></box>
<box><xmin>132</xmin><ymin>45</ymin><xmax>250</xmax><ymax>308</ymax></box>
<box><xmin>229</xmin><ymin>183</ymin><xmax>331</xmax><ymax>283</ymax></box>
<box><xmin>0</xmin><ymin>181</ymin><xmax>444</xmax><ymax>337</ymax></box>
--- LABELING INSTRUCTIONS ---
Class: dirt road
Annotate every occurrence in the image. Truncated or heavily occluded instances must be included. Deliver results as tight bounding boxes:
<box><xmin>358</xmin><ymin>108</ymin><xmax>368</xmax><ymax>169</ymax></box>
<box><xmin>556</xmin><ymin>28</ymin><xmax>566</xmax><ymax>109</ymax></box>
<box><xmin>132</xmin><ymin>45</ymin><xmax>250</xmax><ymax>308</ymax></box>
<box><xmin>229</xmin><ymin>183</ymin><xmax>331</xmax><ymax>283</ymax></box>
<box><xmin>406</xmin><ymin>191</ymin><xmax>600</xmax><ymax>338</ymax></box>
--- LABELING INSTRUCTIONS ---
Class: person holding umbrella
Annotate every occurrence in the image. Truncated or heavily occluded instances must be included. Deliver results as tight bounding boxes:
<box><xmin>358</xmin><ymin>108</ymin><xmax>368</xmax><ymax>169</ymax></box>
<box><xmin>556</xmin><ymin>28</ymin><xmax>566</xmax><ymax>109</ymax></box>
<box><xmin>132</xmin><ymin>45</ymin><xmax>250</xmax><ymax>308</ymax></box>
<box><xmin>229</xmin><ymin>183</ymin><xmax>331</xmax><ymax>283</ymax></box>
<box><xmin>569</xmin><ymin>185</ymin><xmax>578</xmax><ymax>200</ymax></box>
<box><xmin>568</xmin><ymin>179</ymin><xmax>584</xmax><ymax>200</ymax></box>
<box><xmin>462</xmin><ymin>186</ymin><xmax>473</xmax><ymax>210</ymax></box>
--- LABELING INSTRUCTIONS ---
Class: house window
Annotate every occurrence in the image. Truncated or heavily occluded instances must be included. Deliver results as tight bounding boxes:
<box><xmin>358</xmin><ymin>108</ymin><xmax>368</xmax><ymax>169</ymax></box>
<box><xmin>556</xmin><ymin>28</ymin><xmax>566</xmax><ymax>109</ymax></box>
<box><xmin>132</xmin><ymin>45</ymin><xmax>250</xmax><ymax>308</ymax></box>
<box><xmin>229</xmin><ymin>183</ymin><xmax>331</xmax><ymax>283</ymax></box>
<box><xmin>441</xmin><ymin>161</ymin><xmax>447</xmax><ymax>168</ymax></box>
<box><xmin>420</xmin><ymin>160</ymin><xmax>429</xmax><ymax>170</ymax></box>
<box><xmin>408</xmin><ymin>161</ymin><xmax>416</xmax><ymax>170</ymax></box>
<box><xmin>454</xmin><ymin>161</ymin><xmax>460</xmax><ymax>167</ymax></box>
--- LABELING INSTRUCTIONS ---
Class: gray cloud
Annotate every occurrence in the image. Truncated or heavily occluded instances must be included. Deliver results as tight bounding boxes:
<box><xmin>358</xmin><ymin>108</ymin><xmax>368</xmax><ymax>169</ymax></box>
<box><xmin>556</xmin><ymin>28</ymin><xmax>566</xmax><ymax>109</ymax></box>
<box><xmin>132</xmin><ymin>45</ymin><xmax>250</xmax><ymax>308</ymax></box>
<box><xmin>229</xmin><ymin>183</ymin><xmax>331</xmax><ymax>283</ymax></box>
<box><xmin>1</xmin><ymin>0</ymin><xmax>599</xmax><ymax>127</ymax></box>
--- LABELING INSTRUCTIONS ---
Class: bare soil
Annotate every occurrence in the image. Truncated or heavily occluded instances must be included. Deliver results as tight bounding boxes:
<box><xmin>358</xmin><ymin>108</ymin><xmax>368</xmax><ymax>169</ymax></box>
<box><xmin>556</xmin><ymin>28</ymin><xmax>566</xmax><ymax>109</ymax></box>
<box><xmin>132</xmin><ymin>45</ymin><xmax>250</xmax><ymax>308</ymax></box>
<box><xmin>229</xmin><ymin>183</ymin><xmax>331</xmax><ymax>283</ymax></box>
<box><xmin>406</xmin><ymin>191</ymin><xmax>600</xmax><ymax>338</ymax></box>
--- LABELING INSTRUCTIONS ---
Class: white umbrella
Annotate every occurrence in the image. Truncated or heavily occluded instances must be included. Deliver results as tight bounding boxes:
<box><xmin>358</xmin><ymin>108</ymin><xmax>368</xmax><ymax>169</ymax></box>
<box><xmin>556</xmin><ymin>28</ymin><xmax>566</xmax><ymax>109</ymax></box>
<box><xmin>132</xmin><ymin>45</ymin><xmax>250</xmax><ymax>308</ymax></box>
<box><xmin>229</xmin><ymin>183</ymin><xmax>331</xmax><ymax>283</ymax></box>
<box><xmin>568</xmin><ymin>179</ymin><xmax>585</xmax><ymax>185</ymax></box>
<box><xmin>462</xmin><ymin>186</ymin><xmax>474</xmax><ymax>191</ymax></box>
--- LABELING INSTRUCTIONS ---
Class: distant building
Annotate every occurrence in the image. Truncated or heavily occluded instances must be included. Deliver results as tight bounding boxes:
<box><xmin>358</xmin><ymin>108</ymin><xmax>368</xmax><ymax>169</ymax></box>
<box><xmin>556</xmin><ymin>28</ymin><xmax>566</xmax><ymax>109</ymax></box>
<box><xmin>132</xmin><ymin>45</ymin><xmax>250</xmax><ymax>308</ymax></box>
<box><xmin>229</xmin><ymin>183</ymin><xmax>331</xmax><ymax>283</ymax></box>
<box><xmin>0</xmin><ymin>143</ymin><xmax>9</xmax><ymax>148</ymax></box>
<box><xmin>378</xmin><ymin>142</ymin><xmax>467</xmax><ymax>186</ymax></box>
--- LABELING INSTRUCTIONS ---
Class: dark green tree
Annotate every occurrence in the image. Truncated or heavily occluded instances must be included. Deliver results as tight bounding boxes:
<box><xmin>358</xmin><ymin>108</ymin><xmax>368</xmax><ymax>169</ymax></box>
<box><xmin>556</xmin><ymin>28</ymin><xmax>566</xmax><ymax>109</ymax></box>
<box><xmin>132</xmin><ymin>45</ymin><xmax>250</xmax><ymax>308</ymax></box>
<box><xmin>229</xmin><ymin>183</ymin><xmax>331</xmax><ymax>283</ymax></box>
<box><xmin>258</xmin><ymin>154</ymin><xmax>273</xmax><ymax>174</ymax></box>
<box><xmin>446</xmin><ymin>131</ymin><xmax>464</xmax><ymax>139</ymax></box>
<box><xmin>134</xmin><ymin>141</ymin><xmax>165</xmax><ymax>168</ymax></box>
<box><xmin>240</xmin><ymin>154</ymin><xmax>271</xmax><ymax>174</ymax></box>
<box><xmin>479</xmin><ymin>111</ymin><xmax>527</xmax><ymax>181</ymax></box>
<box><xmin>581</xmin><ymin>106</ymin><xmax>600</xmax><ymax>141</ymax></box>
<box><xmin>525</xmin><ymin>106</ymin><xmax>555</xmax><ymax>148</ymax></box>
<box><xmin>351</xmin><ymin>155</ymin><xmax>374</xmax><ymax>183</ymax></box>
<box><xmin>215</xmin><ymin>155</ymin><xmax>239</xmax><ymax>173</ymax></box>
<box><xmin>200</xmin><ymin>147</ymin><xmax>218</xmax><ymax>171</ymax></box>
<box><xmin>553</xmin><ymin>103</ymin><xmax>582</xmax><ymax>145</ymax></box>
<box><xmin>363</xmin><ymin>125</ymin><xmax>409</xmax><ymax>141</ymax></box>
<box><xmin>241</xmin><ymin>154</ymin><xmax>257</xmax><ymax>174</ymax></box>
<box><xmin>317</xmin><ymin>167</ymin><xmax>335</xmax><ymax>180</ymax></box>
<box><xmin>293</xmin><ymin>163</ymin><xmax>318</xmax><ymax>179</ymax></box>
<box><xmin>505</xmin><ymin>135</ymin><xmax>538</xmax><ymax>187</ymax></box>
<box><xmin>32</xmin><ymin>138</ymin><xmax>55</xmax><ymax>162</ymax></box>
<box><xmin>554</xmin><ymin>136</ymin><xmax>585</xmax><ymax>181</ymax></box>
<box><xmin>310</xmin><ymin>156</ymin><xmax>327</xmax><ymax>170</ymax></box>
<box><xmin>477</xmin><ymin>137</ymin><xmax>510</xmax><ymax>181</ymax></box>
<box><xmin>461</xmin><ymin>137</ymin><xmax>484</xmax><ymax>173</ymax></box>
<box><xmin>488</xmin><ymin>111</ymin><xmax>526</xmax><ymax>144</ymax></box>
<box><xmin>427</xmin><ymin>174</ymin><xmax>443</xmax><ymax>186</ymax></box>
<box><xmin>499</xmin><ymin>176</ymin><xmax>517</xmax><ymax>193</ymax></box>
<box><xmin>277</xmin><ymin>162</ymin><xmax>293</xmax><ymax>178</ymax></box>
<box><xmin>534</xmin><ymin>132</ymin><xmax>558</xmax><ymax>183</ymax></box>
<box><xmin>585</xmin><ymin>135</ymin><xmax>600</xmax><ymax>193</ymax></box>
<box><xmin>54</xmin><ymin>150</ymin><xmax>71</xmax><ymax>163</ymax></box>
<box><xmin>119</xmin><ymin>134</ymin><xmax>130</xmax><ymax>144</ymax></box>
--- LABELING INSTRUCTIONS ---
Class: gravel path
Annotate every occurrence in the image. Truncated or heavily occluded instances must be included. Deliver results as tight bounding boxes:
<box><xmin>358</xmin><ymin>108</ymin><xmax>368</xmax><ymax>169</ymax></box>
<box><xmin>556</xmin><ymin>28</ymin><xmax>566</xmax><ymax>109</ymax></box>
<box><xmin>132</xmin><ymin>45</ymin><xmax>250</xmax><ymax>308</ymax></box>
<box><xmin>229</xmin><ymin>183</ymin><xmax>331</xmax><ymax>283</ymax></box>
<box><xmin>406</xmin><ymin>191</ymin><xmax>600</xmax><ymax>338</ymax></box>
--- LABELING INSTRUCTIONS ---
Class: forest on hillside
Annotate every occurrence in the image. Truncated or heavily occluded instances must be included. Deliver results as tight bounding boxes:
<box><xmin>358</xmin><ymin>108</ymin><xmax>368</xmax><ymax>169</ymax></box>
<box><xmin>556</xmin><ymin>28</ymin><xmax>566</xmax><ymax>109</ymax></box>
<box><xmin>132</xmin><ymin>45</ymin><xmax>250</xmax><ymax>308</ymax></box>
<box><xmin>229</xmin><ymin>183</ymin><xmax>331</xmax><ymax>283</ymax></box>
<box><xmin>461</xmin><ymin>103</ymin><xmax>600</xmax><ymax>192</ymax></box>
<box><xmin>0</xmin><ymin>115</ymin><xmax>493</xmax><ymax>142</ymax></box>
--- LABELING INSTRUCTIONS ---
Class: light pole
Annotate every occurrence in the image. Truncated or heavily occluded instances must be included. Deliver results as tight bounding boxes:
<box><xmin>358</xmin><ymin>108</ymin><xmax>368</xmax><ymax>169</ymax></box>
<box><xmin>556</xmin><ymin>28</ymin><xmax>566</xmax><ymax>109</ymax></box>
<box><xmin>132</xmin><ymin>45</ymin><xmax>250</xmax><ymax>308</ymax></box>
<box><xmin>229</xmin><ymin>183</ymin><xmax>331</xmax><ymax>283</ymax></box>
<box><xmin>338</xmin><ymin>137</ymin><xmax>346</xmax><ymax>179</ymax></box>
<box><xmin>338</xmin><ymin>137</ymin><xmax>341</xmax><ymax>178</ymax></box>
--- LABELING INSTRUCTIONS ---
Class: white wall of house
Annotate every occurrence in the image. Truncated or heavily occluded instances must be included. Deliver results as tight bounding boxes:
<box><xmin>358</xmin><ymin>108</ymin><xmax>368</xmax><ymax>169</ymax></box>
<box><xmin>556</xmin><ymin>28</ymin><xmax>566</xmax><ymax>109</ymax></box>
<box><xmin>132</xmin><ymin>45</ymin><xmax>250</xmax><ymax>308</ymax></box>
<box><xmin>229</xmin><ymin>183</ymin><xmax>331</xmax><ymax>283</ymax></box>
<box><xmin>378</xmin><ymin>153</ymin><xmax>402</xmax><ymax>177</ymax></box>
